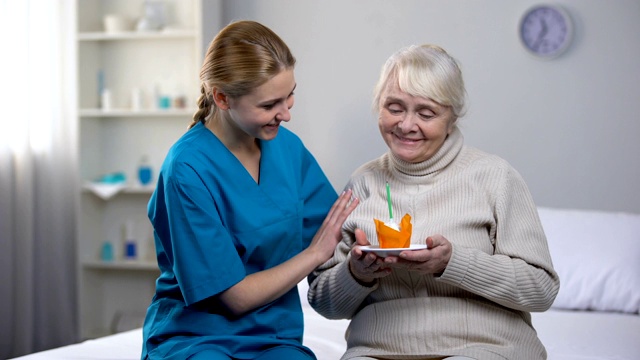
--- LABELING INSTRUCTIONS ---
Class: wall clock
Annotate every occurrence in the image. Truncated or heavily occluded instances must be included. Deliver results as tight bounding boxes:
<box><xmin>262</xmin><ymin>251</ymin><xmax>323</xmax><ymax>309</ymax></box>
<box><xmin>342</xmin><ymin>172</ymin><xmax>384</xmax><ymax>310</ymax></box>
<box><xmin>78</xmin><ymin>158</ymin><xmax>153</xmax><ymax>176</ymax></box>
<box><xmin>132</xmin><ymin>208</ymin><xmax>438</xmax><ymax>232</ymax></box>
<box><xmin>519</xmin><ymin>4</ymin><xmax>574</xmax><ymax>59</ymax></box>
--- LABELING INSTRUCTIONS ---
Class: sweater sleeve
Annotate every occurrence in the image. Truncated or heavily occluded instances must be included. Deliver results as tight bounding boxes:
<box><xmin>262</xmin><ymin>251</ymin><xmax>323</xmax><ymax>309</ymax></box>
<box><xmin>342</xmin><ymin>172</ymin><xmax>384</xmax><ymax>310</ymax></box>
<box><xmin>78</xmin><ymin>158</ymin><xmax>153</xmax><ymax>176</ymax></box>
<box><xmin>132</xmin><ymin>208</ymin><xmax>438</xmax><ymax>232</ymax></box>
<box><xmin>439</xmin><ymin>162</ymin><xmax>560</xmax><ymax>312</ymax></box>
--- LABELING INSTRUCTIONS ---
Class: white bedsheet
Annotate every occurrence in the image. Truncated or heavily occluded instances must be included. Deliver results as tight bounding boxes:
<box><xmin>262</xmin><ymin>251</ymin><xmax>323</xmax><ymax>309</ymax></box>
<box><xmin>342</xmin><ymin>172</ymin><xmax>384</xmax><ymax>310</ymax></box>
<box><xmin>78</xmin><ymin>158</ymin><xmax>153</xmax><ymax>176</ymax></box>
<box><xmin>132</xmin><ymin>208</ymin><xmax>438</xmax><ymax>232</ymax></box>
<box><xmin>532</xmin><ymin>309</ymin><xmax>640</xmax><ymax>360</ymax></box>
<box><xmin>301</xmin><ymin>304</ymin><xmax>640</xmax><ymax>360</ymax></box>
<box><xmin>303</xmin><ymin>309</ymin><xmax>640</xmax><ymax>360</ymax></box>
<box><xmin>13</xmin><ymin>308</ymin><xmax>639</xmax><ymax>360</ymax></box>
<box><xmin>11</xmin><ymin>287</ymin><xmax>640</xmax><ymax>360</ymax></box>
<box><xmin>12</xmin><ymin>206</ymin><xmax>640</xmax><ymax>359</ymax></box>
<box><xmin>10</xmin><ymin>328</ymin><xmax>142</xmax><ymax>360</ymax></box>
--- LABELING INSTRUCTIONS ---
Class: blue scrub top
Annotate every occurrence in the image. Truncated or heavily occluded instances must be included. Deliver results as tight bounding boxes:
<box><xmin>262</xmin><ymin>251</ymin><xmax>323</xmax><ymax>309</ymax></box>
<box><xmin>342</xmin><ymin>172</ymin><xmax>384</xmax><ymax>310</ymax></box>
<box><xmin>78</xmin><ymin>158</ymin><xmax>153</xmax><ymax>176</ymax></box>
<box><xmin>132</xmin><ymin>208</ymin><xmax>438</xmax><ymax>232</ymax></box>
<box><xmin>141</xmin><ymin>122</ymin><xmax>337</xmax><ymax>359</ymax></box>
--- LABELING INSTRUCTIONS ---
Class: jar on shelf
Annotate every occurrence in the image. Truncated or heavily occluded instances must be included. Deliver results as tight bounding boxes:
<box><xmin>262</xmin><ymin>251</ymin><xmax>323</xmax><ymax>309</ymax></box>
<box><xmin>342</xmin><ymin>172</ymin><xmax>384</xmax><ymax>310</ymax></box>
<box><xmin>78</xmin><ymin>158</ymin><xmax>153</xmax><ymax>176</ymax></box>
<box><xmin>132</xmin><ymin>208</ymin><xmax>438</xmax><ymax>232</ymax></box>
<box><xmin>135</xmin><ymin>1</ymin><xmax>166</xmax><ymax>32</ymax></box>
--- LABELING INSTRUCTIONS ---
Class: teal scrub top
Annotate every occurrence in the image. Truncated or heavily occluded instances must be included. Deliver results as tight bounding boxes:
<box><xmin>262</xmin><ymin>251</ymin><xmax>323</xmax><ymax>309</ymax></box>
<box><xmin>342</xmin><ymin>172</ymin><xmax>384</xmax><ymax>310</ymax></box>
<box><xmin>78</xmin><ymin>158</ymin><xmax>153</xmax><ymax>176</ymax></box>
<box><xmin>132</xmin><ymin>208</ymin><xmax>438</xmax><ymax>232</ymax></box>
<box><xmin>141</xmin><ymin>122</ymin><xmax>337</xmax><ymax>359</ymax></box>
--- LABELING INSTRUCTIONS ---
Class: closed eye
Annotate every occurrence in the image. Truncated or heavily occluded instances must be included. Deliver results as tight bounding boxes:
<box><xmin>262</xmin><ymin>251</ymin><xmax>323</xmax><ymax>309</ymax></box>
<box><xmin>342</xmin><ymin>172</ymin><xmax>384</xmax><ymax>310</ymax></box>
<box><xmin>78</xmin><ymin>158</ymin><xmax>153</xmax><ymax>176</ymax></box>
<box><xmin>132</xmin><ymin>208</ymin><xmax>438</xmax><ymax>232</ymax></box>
<box><xmin>418</xmin><ymin>112</ymin><xmax>435</xmax><ymax>120</ymax></box>
<box><xmin>261</xmin><ymin>92</ymin><xmax>295</xmax><ymax>110</ymax></box>
<box><xmin>386</xmin><ymin>103</ymin><xmax>404</xmax><ymax>114</ymax></box>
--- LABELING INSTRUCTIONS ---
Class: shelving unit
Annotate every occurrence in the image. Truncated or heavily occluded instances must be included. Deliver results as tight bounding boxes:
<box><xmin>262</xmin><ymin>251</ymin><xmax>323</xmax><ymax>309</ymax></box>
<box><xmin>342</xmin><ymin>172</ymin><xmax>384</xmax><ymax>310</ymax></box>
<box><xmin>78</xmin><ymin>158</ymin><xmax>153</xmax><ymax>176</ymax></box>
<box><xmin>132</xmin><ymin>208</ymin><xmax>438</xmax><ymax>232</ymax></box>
<box><xmin>79</xmin><ymin>108</ymin><xmax>194</xmax><ymax>117</ymax></box>
<box><xmin>75</xmin><ymin>0</ymin><xmax>203</xmax><ymax>339</ymax></box>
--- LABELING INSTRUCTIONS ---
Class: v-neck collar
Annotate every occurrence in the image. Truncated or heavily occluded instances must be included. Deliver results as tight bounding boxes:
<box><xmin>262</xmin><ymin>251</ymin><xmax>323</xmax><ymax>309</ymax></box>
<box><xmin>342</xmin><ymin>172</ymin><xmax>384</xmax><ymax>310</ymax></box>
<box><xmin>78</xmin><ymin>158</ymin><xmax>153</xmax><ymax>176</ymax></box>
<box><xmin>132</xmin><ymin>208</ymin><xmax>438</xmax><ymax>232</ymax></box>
<box><xmin>195</xmin><ymin>122</ymin><xmax>298</xmax><ymax>215</ymax></box>
<box><xmin>200</xmin><ymin>122</ymin><xmax>275</xmax><ymax>187</ymax></box>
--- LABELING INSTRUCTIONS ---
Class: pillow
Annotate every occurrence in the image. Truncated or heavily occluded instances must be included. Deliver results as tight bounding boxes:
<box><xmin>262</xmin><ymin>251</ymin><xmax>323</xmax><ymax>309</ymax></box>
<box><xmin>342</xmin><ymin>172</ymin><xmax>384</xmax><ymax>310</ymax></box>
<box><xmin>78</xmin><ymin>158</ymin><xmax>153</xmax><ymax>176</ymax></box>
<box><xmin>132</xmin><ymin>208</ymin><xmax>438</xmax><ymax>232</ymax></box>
<box><xmin>537</xmin><ymin>207</ymin><xmax>640</xmax><ymax>314</ymax></box>
<box><xmin>298</xmin><ymin>278</ymin><xmax>312</xmax><ymax>310</ymax></box>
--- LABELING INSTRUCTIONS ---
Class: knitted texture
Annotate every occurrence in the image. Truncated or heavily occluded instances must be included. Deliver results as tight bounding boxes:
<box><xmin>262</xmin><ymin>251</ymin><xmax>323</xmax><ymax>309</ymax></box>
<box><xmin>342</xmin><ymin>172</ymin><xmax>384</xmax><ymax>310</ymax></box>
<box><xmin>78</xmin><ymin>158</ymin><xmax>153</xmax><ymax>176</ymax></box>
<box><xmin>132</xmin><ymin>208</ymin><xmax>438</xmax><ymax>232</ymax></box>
<box><xmin>309</xmin><ymin>127</ymin><xmax>559</xmax><ymax>360</ymax></box>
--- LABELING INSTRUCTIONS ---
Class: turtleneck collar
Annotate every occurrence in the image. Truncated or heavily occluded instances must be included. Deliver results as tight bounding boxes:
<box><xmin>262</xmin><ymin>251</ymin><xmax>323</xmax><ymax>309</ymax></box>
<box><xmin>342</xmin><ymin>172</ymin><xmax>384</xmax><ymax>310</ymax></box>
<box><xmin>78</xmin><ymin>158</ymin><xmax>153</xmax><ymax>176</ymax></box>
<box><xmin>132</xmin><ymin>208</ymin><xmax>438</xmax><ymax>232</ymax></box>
<box><xmin>388</xmin><ymin>126</ymin><xmax>464</xmax><ymax>178</ymax></box>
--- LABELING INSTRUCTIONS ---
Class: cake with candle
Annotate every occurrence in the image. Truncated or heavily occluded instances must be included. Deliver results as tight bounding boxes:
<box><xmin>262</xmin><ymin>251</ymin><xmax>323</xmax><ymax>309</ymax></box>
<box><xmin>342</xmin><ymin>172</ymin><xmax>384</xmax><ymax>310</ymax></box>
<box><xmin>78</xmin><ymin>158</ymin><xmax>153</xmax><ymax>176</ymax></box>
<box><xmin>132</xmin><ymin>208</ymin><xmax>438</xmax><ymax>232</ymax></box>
<box><xmin>374</xmin><ymin>182</ymin><xmax>413</xmax><ymax>248</ymax></box>
<box><xmin>375</xmin><ymin>182</ymin><xmax>413</xmax><ymax>248</ymax></box>
<box><xmin>374</xmin><ymin>214</ymin><xmax>413</xmax><ymax>248</ymax></box>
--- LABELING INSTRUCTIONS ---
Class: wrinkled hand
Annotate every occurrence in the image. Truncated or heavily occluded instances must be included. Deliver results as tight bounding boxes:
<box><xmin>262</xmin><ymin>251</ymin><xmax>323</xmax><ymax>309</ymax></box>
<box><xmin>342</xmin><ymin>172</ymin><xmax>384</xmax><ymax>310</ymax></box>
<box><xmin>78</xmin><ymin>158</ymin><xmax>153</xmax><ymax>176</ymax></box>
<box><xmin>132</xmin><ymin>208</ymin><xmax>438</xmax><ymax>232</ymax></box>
<box><xmin>349</xmin><ymin>229</ymin><xmax>391</xmax><ymax>285</ymax></box>
<box><xmin>383</xmin><ymin>234</ymin><xmax>452</xmax><ymax>275</ymax></box>
<box><xmin>309</xmin><ymin>189</ymin><xmax>359</xmax><ymax>264</ymax></box>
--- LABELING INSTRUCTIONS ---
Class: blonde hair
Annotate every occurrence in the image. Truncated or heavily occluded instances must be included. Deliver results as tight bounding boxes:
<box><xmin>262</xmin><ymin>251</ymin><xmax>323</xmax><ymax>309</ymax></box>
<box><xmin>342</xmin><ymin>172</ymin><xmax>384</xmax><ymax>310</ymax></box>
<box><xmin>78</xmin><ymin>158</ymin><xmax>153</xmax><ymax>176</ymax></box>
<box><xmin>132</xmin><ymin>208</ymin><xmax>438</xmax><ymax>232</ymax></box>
<box><xmin>190</xmin><ymin>20</ymin><xmax>296</xmax><ymax>128</ymax></box>
<box><xmin>372</xmin><ymin>44</ymin><xmax>467</xmax><ymax>118</ymax></box>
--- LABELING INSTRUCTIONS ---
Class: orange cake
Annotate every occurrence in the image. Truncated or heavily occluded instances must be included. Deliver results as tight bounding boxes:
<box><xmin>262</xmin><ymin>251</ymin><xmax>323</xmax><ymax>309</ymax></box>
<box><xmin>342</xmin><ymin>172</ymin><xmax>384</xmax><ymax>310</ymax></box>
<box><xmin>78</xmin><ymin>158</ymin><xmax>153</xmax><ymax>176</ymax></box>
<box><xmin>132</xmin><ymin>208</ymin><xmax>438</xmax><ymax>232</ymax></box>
<box><xmin>374</xmin><ymin>213</ymin><xmax>413</xmax><ymax>248</ymax></box>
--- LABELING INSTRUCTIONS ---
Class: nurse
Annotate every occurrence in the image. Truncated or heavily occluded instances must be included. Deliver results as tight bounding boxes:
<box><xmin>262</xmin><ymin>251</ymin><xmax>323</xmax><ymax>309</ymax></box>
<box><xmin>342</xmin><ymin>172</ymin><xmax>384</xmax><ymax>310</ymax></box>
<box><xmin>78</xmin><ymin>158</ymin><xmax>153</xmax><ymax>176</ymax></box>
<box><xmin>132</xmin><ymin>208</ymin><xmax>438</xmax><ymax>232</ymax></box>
<box><xmin>141</xmin><ymin>20</ymin><xmax>359</xmax><ymax>360</ymax></box>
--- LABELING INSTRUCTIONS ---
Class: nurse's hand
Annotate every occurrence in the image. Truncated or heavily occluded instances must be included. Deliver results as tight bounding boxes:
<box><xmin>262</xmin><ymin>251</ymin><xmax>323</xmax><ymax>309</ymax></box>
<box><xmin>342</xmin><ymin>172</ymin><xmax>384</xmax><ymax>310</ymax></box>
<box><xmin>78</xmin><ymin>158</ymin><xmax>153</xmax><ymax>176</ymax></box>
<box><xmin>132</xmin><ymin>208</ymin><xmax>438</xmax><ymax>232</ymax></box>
<box><xmin>216</xmin><ymin>190</ymin><xmax>357</xmax><ymax>317</ymax></box>
<box><xmin>308</xmin><ymin>189</ymin><xmax>359</xmax><ymax>265</ymax></box>
<box><xmin>349</xmin><ymin>228</ymin><xmax>391</xmax><ymax>285</ymax></box>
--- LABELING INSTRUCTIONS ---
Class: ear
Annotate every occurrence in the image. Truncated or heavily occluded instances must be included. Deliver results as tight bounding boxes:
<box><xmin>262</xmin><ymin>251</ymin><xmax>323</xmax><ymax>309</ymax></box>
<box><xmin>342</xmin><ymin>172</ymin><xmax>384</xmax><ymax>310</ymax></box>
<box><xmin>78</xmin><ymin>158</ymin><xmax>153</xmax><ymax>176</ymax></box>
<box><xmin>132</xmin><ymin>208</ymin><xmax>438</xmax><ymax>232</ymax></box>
<box><xmin>447</xmin><ymin>117</ymin><xmax>458</xmax><ymax>134</ymax></box>
<box><xmin>211</xmin><ymin>88</ymin><xmax>230</xmax><ymax>110</ymax></box>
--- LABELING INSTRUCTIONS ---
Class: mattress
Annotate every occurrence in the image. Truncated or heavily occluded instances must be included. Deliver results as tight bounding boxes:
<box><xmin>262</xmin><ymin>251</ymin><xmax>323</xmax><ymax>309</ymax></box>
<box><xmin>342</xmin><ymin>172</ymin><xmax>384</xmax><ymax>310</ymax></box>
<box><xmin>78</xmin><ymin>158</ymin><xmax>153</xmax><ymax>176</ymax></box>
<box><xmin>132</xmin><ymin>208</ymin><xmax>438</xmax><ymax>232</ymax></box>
<box><xmin>11</xmin><ymin>286</ymin><xmax>640</xmax><ymax>360</ymax></box>
<box><xmin>13</xmin><ymin>207</ymin><xmax>640</xmax><ymax>359</ymax></box>
<box><xmin>301</xmin><ymin>291</ymin><xmax>640</xmax><ymax>360</ymax></box>
<box><xmin>9</xmin><ymin>328</ymin><xmax>142</xmax><ymax>360</ymax></box>
<box><xmin>531</xmin><ymin>309</ymin><xmax>640</xmax><ymax>360</ymax></box>
<box><xmin>12</xmin><ymin>309</ymin><xmax>640</xmax><ymax>360</ymax></box>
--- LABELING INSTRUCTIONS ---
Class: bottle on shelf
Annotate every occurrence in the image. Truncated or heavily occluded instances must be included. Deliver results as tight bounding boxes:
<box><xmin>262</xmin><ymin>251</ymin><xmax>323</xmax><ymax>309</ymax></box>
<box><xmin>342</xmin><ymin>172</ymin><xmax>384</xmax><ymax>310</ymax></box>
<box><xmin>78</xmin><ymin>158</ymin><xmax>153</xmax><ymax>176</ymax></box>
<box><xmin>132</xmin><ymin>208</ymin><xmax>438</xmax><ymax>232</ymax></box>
<box><xmin>138</xmin><ymin>155</ymin><xmax>153</xmax><ymax>187</ymax></box>
<box><xmin>101</xmin><ymin>88</ymin><xmax>112</xmax><ymax>111</ymax></box>
<box><xmin>131</xmin><ymin>87</ymin><xmax>143</xmax><ymax>111</ymax></box>
<box><xmin>124</xmin><ymin>221</ymin><xmax>137</xmax><ymax>261</ymax></box>
<box><xmin>153</xmin><ymin>84</ymin><xmax>172</xmax><ymax>110</ymax></box>
<box><xmin>101</xmin><ymin>241</ymin><xmax>114</xmax><ymax>262</ymax></box>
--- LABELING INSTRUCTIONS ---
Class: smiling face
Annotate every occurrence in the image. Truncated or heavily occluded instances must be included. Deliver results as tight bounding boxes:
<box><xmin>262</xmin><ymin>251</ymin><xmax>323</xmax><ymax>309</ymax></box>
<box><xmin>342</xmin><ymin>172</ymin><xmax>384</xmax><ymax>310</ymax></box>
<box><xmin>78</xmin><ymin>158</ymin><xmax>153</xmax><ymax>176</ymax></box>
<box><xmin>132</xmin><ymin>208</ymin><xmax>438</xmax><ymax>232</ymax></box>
<box><xmin>378</xmin><ymin>79</ymin><xmax>456</xmax><ymax>163</ymax></box>
<box><xmin>225</xmin><ymin>68</ymin><xmax>296</xmax><ymax>141</ymax></box>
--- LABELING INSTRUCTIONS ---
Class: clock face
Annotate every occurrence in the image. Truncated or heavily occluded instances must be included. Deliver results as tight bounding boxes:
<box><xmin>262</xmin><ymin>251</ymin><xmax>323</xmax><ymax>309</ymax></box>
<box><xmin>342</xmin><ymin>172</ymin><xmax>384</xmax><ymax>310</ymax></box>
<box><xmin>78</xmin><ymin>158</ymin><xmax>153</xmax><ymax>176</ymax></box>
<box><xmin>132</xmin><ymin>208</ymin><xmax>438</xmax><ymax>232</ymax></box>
<box><xmin>520</xmin><ymin>5</ymin><xmax>573</xmax><ymax>58</ymax></box>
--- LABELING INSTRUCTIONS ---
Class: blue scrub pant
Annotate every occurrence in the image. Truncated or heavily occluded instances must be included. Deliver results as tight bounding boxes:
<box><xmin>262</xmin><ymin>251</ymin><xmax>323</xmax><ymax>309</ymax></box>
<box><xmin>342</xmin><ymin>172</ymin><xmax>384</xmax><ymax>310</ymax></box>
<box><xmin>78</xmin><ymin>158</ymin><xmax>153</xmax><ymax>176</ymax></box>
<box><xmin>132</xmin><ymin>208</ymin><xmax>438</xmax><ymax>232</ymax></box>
<box><xmin>188</xmin><ymin>346</ymin><xmax>315</xmax><ymax>360</ymax></box>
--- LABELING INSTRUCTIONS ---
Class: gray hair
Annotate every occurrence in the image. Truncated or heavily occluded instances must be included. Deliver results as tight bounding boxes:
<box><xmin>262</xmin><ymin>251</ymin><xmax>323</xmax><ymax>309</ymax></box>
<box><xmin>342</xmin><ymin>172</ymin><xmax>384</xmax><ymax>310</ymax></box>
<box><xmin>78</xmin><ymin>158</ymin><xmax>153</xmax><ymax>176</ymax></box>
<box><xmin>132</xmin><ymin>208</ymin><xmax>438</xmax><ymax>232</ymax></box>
<box><xmin>372</xmin><ymin>44</ymin><xmax>467</xmax><ymax>119</ymax></box>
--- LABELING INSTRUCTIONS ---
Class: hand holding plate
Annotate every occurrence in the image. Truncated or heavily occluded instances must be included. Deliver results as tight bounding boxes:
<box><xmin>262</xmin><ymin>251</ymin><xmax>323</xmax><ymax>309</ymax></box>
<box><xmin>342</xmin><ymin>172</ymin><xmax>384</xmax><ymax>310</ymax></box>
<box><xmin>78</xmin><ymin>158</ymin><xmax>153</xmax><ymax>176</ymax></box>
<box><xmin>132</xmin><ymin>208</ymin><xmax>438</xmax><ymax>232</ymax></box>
<box><xmin>383</xmin><ymin>234</ymin><xmax>452</xmax><ymax>275</ymax></box>
<box><xmin>349</xmin><ymin>229</ymin><xmax>392</xmax><ymax>285</ymax></box>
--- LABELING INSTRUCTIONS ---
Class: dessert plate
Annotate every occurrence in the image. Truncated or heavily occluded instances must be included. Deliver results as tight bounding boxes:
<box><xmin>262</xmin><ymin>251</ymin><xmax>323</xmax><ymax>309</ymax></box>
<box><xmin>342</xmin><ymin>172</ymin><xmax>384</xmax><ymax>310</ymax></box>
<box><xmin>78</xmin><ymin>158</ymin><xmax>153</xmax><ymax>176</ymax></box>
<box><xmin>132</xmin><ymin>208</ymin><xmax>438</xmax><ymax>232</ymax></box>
<box><xmin>360</xmin><ymin>244</ymin><xmax>427</xmax><ymax>257</ymax></box>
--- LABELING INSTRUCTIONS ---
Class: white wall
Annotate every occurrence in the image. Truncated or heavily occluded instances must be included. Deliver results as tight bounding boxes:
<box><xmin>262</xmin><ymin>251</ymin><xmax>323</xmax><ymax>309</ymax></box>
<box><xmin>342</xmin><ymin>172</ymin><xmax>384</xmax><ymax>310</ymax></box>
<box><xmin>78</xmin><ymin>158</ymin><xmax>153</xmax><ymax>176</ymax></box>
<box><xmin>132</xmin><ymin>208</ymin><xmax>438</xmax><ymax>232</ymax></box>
<box><xmin>203</xmin><ymin>0</ymin><xmax>640</xmax><ymax>213</ymax></box>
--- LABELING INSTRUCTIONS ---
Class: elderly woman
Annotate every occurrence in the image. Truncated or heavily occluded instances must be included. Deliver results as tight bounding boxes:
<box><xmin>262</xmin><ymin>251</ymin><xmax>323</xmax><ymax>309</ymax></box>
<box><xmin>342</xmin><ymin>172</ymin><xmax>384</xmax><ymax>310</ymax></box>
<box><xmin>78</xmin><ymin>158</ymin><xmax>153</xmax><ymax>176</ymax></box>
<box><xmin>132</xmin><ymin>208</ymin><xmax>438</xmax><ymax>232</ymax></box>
<box><xmin>308</xmin><ymin>44</ymin><xmax>560</xmax><ymax>360</ymax></box>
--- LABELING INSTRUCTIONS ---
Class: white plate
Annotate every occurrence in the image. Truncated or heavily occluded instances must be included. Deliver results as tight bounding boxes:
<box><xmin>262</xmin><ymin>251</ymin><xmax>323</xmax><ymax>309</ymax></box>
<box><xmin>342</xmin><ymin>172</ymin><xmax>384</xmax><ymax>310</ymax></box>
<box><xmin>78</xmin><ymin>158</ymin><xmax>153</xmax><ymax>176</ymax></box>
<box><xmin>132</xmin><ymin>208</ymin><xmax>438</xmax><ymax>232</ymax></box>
<box><xmin>360</xmin><ymin>244</ymin><xmax>427</xmax><ymax>257</ymax></box>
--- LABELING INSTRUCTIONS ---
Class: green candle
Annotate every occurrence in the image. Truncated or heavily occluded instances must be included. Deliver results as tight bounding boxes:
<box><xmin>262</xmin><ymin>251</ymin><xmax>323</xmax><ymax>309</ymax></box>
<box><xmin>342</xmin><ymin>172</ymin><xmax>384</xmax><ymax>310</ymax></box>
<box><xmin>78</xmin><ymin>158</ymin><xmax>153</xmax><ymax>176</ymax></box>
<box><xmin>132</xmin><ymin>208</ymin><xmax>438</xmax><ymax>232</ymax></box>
<box><xmin>386</xmin><ymin>181</ymin><xmax>393</xmax><ymax>222</ymax></box>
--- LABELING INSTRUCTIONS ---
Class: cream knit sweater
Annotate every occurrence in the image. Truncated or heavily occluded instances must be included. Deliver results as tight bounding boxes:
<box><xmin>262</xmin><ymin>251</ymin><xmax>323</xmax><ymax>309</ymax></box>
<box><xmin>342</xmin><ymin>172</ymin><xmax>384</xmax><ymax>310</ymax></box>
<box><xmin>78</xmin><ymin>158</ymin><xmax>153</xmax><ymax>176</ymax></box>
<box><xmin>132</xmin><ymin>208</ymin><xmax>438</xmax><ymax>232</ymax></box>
<box><xmin>308</xmin><ymin>127</ymin><xmax>560</xmax><ymax>360</ymax></box>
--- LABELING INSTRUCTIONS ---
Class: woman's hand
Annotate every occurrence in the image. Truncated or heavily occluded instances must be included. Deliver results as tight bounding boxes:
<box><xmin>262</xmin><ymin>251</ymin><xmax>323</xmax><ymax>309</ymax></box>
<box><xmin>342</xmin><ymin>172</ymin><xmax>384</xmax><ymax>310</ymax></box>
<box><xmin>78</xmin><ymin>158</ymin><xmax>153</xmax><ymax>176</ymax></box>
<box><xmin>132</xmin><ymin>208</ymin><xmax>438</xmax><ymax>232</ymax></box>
<box><xmin>383</xmin><ymin>234</ymin><xmax>452</xmax><ymax>275</ymax></box>
<box><xmin>217</xmin><ymin>190</ymin><xmax>358</xmax><ymax>317</ymax></box>
<box><xmin>307</xmin><ymin>189</ymin><xmax>359</xmax><ymax>265</ymax></box>
<box><xmin>349</xmin><ymin>228</ymin><xmax>391</xmax><ymax>285</ymax></box>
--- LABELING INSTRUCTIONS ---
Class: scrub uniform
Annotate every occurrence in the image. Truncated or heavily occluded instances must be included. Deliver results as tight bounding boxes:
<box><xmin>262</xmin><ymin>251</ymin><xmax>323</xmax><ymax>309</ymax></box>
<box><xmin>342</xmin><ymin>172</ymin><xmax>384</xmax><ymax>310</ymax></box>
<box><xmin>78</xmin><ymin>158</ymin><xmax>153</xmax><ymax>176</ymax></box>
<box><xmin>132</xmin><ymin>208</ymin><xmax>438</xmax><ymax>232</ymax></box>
<box><xmin>141</xmin><ymin>122</ymin><xmax>337</xmax><ymax>359</ymax></box>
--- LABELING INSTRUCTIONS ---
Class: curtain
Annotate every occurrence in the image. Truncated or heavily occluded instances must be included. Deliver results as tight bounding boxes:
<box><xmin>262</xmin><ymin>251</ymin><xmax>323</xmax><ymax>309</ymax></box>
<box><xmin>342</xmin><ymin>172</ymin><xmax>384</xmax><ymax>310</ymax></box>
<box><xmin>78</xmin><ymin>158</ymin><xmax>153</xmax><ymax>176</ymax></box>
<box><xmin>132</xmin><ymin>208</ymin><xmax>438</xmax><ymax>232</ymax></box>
<box><xmin>0</xmin><ymin>0</ymin><xmax>78</xmax><ymax>357</ymax></box>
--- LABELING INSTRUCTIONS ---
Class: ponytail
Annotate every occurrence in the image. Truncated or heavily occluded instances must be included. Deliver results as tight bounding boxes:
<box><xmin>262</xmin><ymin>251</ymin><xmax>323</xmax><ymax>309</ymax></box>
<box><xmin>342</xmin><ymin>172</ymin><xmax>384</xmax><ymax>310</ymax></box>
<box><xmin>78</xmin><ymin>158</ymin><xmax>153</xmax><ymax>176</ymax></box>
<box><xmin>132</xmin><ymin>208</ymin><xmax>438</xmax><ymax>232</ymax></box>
<box><xmin>189</xmin><ymin>84</ymin><xmax>213</xmax><ymax>129</ymax></box>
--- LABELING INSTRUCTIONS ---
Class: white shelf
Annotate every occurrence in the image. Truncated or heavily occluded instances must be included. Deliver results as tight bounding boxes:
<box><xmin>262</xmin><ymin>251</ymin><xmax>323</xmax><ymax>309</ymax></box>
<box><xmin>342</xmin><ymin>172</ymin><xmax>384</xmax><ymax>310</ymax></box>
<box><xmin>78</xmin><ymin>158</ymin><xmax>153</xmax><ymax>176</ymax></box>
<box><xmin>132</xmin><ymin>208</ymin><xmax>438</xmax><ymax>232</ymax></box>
<box><xmin>81</xmin><ymin>183</ymin><xmax>154</xmax><ymax>198</ymax></box>
<box><xmin>74</xmin><ymin>0</ymin><xmax>204</xmax><ymax>340</ymax></box>
<box><xmin>83</xmin><ymin>260</ymin><xmax>159</xmax><ymax>272</ymax></box>
<box><xmin>78</xmin><ymin>30</ymin><xmax>197</xmax><ymax>41</ymax></box>
<box><xmin>122</xmin><ymin>186</ymin><xmax>156</xmax><ymax>194</ymax></box>
<box><xmin>80</xmin><ymin>108</ymin><xmax>195</xmax><ymax>118</ymax></box>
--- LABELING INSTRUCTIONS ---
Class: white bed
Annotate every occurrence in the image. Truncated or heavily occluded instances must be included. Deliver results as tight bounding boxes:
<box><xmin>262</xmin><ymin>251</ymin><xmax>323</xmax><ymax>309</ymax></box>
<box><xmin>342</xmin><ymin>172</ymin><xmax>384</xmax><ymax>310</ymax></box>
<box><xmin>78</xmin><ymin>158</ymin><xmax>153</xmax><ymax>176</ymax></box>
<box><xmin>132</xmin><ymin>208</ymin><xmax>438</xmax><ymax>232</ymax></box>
<box><xmin>12</xmin><ymin>207</ymin><xmax>640</xmax><ymax>360</ymax></box>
